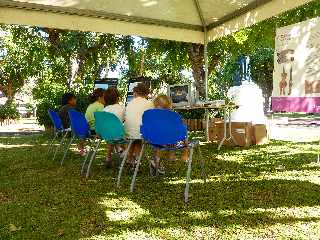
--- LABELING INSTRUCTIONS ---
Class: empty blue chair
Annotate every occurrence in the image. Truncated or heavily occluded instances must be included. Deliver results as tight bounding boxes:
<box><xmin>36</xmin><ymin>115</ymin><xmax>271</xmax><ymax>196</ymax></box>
<box><xmin>47</xmin><ymin>109</ymin><xmax>70</xmax><ymax>161</ymax></box>
<box><xmin>130</xmin><ymin>109</ymin><xmax>206</xmax><ymax>203</ymax></box>
<box><xmin>83</xmin><ymin>111</ymin><xmax>132</xmax><ymax>178</ymax></box>
<box><xmin>61</xmin><ymin>110</ymin><xmax>92</xmax><ymax>165</ymax></box>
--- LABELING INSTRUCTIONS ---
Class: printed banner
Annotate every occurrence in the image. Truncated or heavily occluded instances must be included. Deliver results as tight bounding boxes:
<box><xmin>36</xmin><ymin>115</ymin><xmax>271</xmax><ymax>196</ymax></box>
<box><xmin>272</xmin><ymin>17</ymin><xmax>320</xmax><ymax>112</ymax></box>
<box><xmin>273</xmin><ymin>17</ymin><xmax>320</xmax><ymax>97</ymax></box>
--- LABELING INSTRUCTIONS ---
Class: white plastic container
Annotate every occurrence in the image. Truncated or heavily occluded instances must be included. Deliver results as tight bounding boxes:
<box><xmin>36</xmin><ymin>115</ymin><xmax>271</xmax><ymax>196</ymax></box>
<box><xmin>227</xmin><ymin>81</ymin><xmax>266</xmax><ymax>124</ymax></box>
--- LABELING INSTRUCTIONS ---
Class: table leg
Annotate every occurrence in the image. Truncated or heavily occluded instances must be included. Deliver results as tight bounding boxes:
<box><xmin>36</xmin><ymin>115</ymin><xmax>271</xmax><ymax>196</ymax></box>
<box><xmin>228</xmin><ymin>109</ymin><xmax>237</xmax><ymax>145</ymax></box>
<box><xmin>206</xmin><ymin>109</ymin><xmax>210</xmax><ymax>142</ymax></box>
<box><xmin>218</xmin><ymin>108</ymin><xmax>227</xmax><ymax>150</ymax></box>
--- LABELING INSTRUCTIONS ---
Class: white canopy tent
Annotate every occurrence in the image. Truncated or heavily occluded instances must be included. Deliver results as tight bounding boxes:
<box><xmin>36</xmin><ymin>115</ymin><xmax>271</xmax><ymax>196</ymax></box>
<box><xmin>0</xmin><ymin>0</ymin><xmax>315</xmax><ymax>98</ymax></box>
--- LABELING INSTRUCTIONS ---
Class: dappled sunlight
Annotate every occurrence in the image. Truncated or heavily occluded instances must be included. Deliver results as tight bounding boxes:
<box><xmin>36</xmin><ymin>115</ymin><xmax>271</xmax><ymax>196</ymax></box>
<box><xmin>246</xmin><ymin>206</ymin><xmax>320</xmax><ymax>219</ymax></box>
<box><xmin>99</xmin><ymin>197</ymin><xmax>150</xmax><ymax>223</ymax></box>
<box><xmin>186</xmin><ymin>210</ymin><xmax>211</xmax><ymax>220</ymax></box>
<box><xmin>265</xmin><ymin>169</ymin><xmax>320</xmax><ymax>185</ymax></box>
<box><xmin>0</xmin><ymin>143</ymin><xmax>35</xmax><ymax>148</ymax></box>
<box><xmin>81</xmin><ymin>230</ymin><xmax>160</xmax><ymax>240</ymax></box>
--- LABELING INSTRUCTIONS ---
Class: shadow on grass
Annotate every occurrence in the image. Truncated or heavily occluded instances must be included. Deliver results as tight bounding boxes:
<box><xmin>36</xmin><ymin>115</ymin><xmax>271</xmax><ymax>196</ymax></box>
<box><xmin>1</xmin><ymin>135</ymin><xmax>320</xmax><ymax>239</ymax></box>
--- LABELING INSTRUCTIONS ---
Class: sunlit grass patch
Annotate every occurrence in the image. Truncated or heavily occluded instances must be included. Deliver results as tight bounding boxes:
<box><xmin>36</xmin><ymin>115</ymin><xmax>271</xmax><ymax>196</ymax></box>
<box><xmin>100</xmin><ymin>197</ymin><xmax>150</xmax><ymax>223</ymax></box>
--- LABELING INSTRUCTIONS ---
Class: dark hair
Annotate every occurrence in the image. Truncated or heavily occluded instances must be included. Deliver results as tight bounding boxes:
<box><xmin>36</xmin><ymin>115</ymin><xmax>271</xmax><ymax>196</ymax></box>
<box><xmin>133</xmin><ymin>83</ymin><xmax>150</xmax><ymax>97</ymax></box>
<box><xmin>61</xmin><ymin>92</ymin><xmax>75</xmax><ymax>106</ymax></box>
<box><xmin>89</xmin><ymin>88</ymin><xmax>104</xmax><ymax>103</ymax></box>
<box><xmin>104</xmin><ymin>87</ymin><xmax>120</xmax><ymax>106</ymax></box>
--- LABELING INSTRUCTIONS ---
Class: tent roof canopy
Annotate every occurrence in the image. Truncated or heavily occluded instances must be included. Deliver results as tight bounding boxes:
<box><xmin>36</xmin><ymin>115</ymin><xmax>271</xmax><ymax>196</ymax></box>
<box><xmin>0</xmin><ymin>0</ymin><xmax>315</xmax><ymax>43</ymax></box>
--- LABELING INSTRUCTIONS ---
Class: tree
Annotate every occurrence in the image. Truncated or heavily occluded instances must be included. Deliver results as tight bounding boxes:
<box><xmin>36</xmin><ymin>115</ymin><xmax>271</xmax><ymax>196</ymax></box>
<box><xmin>0</xmin><ymin>25</ymin><xmax>45</xmax><ymax>103</ymax></box>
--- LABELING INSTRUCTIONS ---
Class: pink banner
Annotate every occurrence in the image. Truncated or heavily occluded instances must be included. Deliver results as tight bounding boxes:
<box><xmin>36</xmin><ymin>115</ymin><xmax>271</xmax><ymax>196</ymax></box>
<box><xmin>272</xmin><ymin>97</ymin><xmax>320</xmax><ymax>113</ymax></box>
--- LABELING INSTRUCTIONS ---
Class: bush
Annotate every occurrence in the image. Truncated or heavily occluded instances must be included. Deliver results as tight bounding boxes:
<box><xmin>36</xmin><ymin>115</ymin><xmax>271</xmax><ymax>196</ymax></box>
<box><xmin>33</xmin><ymin>81</ymin><xmax>91</xmax><ymax>128</ymax></box>
<box><xmin>0</xmin><ymin>103</ymin><xmax>20</xmax><ymax>122</ymax></box>
<box><xmin>177</xmin><ymin>108</ymin><xmax>205</xmax><ymax>119</ymax></box>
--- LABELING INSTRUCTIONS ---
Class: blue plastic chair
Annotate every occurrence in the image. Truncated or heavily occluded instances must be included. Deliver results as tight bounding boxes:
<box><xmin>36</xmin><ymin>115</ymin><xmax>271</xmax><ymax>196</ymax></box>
<box><xmin>61</xmin><ymin>110</ymin><xmax>92</xmax><ymax>166</ymax></box>
<box><xmin>129</xmin><ymin>109</ymin><xmax>206</xmax><ymax>203</ymax></box>
<box><xmin>47</xmin><ymin>109</ymin><xmax>70</xmax><ymax>161</ymax></box>
<box><xmin>83</xmin><ymin>111</ymin><xmax>132</xmax><ymax>178</ymax></box>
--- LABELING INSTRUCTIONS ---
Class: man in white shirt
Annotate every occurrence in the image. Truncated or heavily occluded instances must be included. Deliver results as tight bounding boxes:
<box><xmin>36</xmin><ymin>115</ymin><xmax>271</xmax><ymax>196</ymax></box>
<box><xmin>124</xmin><ymin>83</ymin><xmax>154</xmax><ymax>167</ymax></box>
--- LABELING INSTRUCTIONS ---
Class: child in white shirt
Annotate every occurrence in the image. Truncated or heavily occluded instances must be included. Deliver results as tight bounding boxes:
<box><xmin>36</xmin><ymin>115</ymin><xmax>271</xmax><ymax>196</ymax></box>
<box><xmin>103</xmin><ymin>87</ymin><xmax>125</xmax><ymax>167</ymax></box>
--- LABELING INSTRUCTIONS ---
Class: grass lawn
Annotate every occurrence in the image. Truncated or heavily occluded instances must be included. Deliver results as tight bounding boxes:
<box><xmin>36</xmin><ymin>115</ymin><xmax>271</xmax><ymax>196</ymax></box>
<box><xmin>1</xmin><ymin>134</ymin><xmax>320</xmax><ymax>239</ymax></box>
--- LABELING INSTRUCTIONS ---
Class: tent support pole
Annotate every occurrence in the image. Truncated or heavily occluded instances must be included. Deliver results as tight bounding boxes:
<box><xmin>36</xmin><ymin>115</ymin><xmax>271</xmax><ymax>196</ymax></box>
<box><xmin>194</xmin><ymin>0</ymin><xmax>210</xmax><ymax>141</ymax></box>
<box><xmin>204</xmin><ymin>28</ymin><xmax>210</xmax><ymax>141</ymax></box>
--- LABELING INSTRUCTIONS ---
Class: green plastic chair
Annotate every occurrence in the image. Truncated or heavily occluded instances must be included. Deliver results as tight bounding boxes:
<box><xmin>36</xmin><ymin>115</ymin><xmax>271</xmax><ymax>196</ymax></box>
<box><xmin>82</xmin><ymin>111</ymin><xmax>130</xmax><ymax>178</ymax></box>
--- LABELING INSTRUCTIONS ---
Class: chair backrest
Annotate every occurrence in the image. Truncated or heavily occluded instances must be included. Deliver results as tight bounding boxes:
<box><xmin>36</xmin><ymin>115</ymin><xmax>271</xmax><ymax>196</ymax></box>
<box><xmin>68</xmin><ymin>110</ymin><xmax>91</xmax><ymax>139</ymax></box>
<box><xmin>94</xmin><ymin>111</ymin><xmax>125</xmax><ymax>141</ymax></box>
<box><xmin>141</xmin><ymin>109</ymin><xmax>187</xmax><ymax>145</ymax></box>
<box><xmin>48</xmin><ymin>109</ymin><xmax>63</xmax><ymax>131</ymax></box>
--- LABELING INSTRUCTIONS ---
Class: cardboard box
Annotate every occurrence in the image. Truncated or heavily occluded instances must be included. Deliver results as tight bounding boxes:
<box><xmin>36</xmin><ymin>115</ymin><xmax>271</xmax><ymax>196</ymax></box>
<box><xmin>208</xmin><ymin>118</ymin><xmax>223</xmax><ymax>142</ymax></box>
<box><xmin>252</xmin><ymin>124</ymin><xmax>268</xmax><ymax>145</ymax></box>
<box><xmin>209</xmin><ymin>121</ymin><xmax>253</xmax><ymax>147</ymax></box>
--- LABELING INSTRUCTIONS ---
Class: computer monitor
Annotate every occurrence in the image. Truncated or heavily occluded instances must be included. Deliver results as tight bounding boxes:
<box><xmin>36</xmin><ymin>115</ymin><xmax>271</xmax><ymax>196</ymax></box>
<box><xmin>94</xmin><ymin>78</ymin><xmax>118</xmax><ymax>90</ymax></box>
<box><xmin>168</xmin><ymin>84</ymin><xmax>191</xmax><ymax>107</ymax></box>
<box><xmin>126</xmin><ymin>77</ymin><xmax>151</xmax><ymax>104</ymax></box>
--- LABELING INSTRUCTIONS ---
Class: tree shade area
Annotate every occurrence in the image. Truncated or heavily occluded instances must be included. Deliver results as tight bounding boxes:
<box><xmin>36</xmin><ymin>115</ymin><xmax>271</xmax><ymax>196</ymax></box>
<box><xmin>1</xmin><ymin>135</ymin><xmax>320</xmax><ymax>239</ymax></box>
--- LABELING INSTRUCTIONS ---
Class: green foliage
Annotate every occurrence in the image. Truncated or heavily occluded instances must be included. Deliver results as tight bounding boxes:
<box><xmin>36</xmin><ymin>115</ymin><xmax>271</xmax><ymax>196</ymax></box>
<box><xmin>33</xmin><ymin>79</ymin><xmax>91</xmax><ymax>127</ymax></box>
<box><xmin>208</xmin><ymin>56</ymin><xmax>238</xmax><ymax>100</ymax></box>
<box><xmin>0</xmin><ymin>102</ymin><xmax>19</xmax><ymax>121</ymax></box>
<box><xmin>177</xmin><ymin>109</ymin><xmax>206</xmax><ymax>119</ymax></box>
<box><xmin>250</xmin><ymin>47</ymin><xmax>274</xmax><ymax>99</ymax></box>
<box><xmin>33</xmin><ymin>81</ymin><xmax>67</xmax><ymax>127</ymax></box>
<box><xmin>0</xmin><ymin>25</ymin><xmax>46</xmax><ymax>101</ymax></box>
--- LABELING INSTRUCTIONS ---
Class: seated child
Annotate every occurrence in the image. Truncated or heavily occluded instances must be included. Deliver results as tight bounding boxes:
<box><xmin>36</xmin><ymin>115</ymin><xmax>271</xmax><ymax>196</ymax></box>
<box><xmin>59</xmin><ymin>92</ymin><xmax>76</xmax><ymax>129</ymax></box>
<box><xmin>85</xmin><ymin>88</ymin><xmax>105</xmax><ymax>133</ymax></box>
<box><xmin>124</xmin><ymin>83</ymin><xmax>153</xmax><ymax>168</ymax></box>
<box><xmin>104</xmin><ymin>87</ymin><xmax>125</xmax><ymax>122</ymax></box>
<box><xmin>103</xmin><ymin>87</ymin><xmax>125</xmax><ymax>167</ymax></box>
<box><xmin>76</xmin><ymin>88</ymin><xmax>105</xmax><ymax>157</ymax></box>
<box><xmin>151</xmin><ymin>94</ymin><xmax>189</xmax><ymax>176</ymax></box>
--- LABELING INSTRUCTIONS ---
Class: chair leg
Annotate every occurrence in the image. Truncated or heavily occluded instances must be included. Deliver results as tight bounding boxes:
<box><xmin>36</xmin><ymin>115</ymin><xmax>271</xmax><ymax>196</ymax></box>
<box><xmin>47</xmin><ymin>133</ymin><xmax>58</xmax><ymax>155</ymax></box>
<box><xmin>86</xmin><ymin>140</ymin><xmax>101</xmax><ymax>178</ymax></box>
<box><xmin>61</xmin><ymin>135</ymin><xmax>75</xmax><ymax>166</ymax></box>
<box><xmin>117</xmin><ymin>140</ymin><xmax>133</xmax><ymax>187</ymax></box>
<box><xmin>53</xmin><ymin>131</ymin><xmax>68</xmax><ymax>161</ymax></box>
<box><xmin>81</xmin><ymin>149</ymin><xmax>91</xmax><ymax>175</ymax></box>
<box><xmin>197</xmin><ymin>144</ymin><xmax>207</xmax><ymax>183</ymax></box>
<box><xmin>81</xmin><ymin>139</ymin><xmax>95</xmax><ymax>174</ymax></box>
<box><xmin>184</xmin><ymin>146</ymin><xmax>194</xmax><ymax>203</ymax></box>
<box><xmin>130</xmin><ymin>142</ymin><xmax>145</xmax><ymax>192</ymax></box>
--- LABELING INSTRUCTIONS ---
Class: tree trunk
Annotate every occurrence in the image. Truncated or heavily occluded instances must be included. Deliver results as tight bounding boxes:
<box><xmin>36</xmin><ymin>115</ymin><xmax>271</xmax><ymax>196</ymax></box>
<box><xmin>139</xmin><ymin>49</ymin><xmax>145</xmax><ymax>76</ymax></box>
<box><xmin>5</xmin><ymin>80</ymin><xmax>14</xmax><ymax>104</ymax></box>
<box><xmin>187</xmin><ymin>43</ymin><xmax>220</xmax><ymax>99</ymax></box>
<box><xmin>187</xmin><ymin>43</ymin><xmax>205</xmax><ymax>98</ymax></box>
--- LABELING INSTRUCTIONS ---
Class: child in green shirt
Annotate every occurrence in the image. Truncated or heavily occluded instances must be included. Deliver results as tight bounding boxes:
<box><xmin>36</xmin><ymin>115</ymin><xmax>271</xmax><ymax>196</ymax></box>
<box><xmin>85</xmin><ymin>88</ymin><xmax>105</xmax><ymax>132</ymax></box>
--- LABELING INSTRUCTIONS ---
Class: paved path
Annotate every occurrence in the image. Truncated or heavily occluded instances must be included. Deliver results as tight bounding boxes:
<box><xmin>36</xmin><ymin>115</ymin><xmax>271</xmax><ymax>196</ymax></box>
<box><xmin>0</xmin><ymin>118</ymin><xmax>44</xmax><ymax>136</ymax></box>
<box><xmin>268</xmin><ymin>116</ymin><xmax>320</xmax><ymax>142</ymax></box>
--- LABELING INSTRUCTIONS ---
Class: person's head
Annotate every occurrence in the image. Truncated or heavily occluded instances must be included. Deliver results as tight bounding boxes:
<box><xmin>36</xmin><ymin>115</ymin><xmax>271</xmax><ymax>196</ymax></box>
<box><xmin>153</xmin><ymin>94</ymin><xmax>172</xmax><ymax>109</ymax></box>
<box><xmin>133</xmin><ymin>83</ymin><xmax>150</xmax><ymax>98</ymax></box>
<box><xmin>104</xmin><ymin>87</ymin><xmax>120</xmax><ymax>106</ymax></box>
<box><xmin>61</xmin><ymin>92</ymin><xmax>76</xmax><ymax>106</ymax></box>
<box><xmin>89</xmin><ymin>88</ymin><xmax>105</xmax><ymax>105</ymax></box>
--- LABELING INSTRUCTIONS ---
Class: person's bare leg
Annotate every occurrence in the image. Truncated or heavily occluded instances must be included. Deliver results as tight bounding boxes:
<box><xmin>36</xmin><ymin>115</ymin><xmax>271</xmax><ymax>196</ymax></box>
<box><xmin>168</xmin><ymin>152</ymin><xmax>177</xmax><ymax>161</ymax></box>
<box><xmin>127</xmin><ymin>142</ymin><xmax>136</xmax><ymax>165</ymax></box>
<box><xmin>103</xmin><ymin>144</ymin><xmax>113</xmax><ymax>168</ymax></box>
<box><xmin>181</xmin><ymin>148</ymin><xmax>189</xmax><ymax>162</ymax></box>
<box><xmin>77</xmin><ymin>140</ymin><xmax>86</xmax><ymax>156</ymax></box>
<box><xmin>133</xmin><ymin>142</ymin><xmax>142</xmax><ymax>160</ymax></box>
